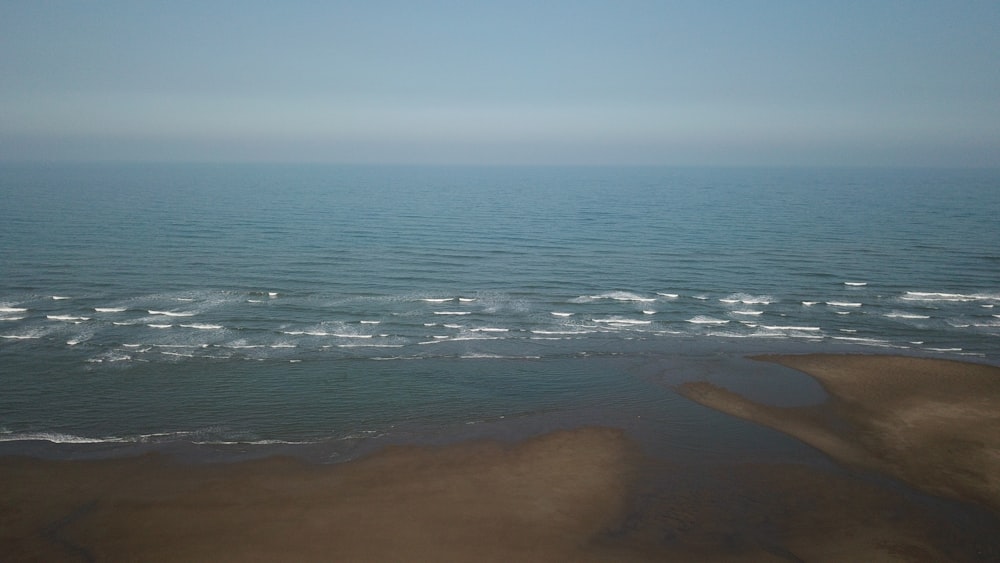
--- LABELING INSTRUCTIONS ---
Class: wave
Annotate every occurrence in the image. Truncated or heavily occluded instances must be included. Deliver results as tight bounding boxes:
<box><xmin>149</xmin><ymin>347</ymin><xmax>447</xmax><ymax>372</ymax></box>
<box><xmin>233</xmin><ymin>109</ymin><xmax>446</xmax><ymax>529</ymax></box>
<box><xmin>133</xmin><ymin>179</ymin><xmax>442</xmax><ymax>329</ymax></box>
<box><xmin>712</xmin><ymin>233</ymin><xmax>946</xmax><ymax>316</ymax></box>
<box><xmin>147</xmin><ymin>324</ymin><xmax>172</xmax><ymax>328</ymax></box>
<box><xmin>826</xmin><ymin>302</ymin><xmax>862</xmax><ymax>307</ymax></box>
<box><xmin>732</xmin><ymin>310</ymin><xmax>763</xmax><ymax>316</ymax></box>
<box><xmin>433</xmin><ymin>311</ymin><xmax>471</xmax><ymax>315</ymax></box>
<box><xmin>550</xmin><ymin>312</ymin><xmax>573</xmax><ymax>317</ymax></box>
<box><xmin>884</xmin><ymin>312</ymin><xmax>930</xmax><ymax>319</ymax></box>
<box><xmin>94</xmin><ymin>307</ymin><xmax>127</xmax><ymax>313</ymax></box>
<box><xmin>179</xmin><ymin>323</ymin><xmax>224</xmax><ymax>330</ymax></box>
<box><xmin>720</xmin><ymin>293</ymin><xmax>772</xmax><ymax>305</ymax></box>
<box><xmin>148</xmin><ymin>310</ymin><xmax>196</xmax><ymax>317</ymax></box>
<box><xmin>421</xmin><ymin>298</ymin><xmax>453</xmax><ymax>303</ymax></box>
<box><xmin>593</xmin><ymin>318</ymin><xmax>652</xmax><ymax>325</ymax></box>
<box><xmin>51</xmin><ymin>296</ymin><xmax>71</xmax><ymax>300</ymax></box>
<box><xmin>844</xmin><ymin>282</ymin><xmax>867</xmax><ymax>286</ymax></box>
<box><xmin>802</xmin><ymin>301</ymin><xmax>819</xmax><ymax>306</ymax></box>
<box><xmin>687</xmin><ymin>316</ymin><xmax>729</xmax><ymax>325</ymax></box>
<box><xmin>47</xmin><ymin>314</ymin><xmax>89</xmax><ymax>321</ymax></box>
<box><xmin>902</xmin><ymin>292</ymin><xmax>998</xmax><ymax>302</ymax></box>
<box><xmin>0</xmin><ymin>306</ymin><xmax>27</xmax><ymax>313</ymax></box>
<box><xmin>656</xmin><ymin>293</ymin><xmax>679</xmax><ymax>298</ymax></box>
<box><xmin>1</xmin><ymin>334</ymin><xmax>41</xmax><ymax>340</ymax></box>
<box><xmin>0</xmin><ymin>316</ymin><xmax>25</xmax><ymax>321</ymax></box>
<box><xmin>761</xmin><ymin>325</ymin><xmax>821</xmax><ymax>331</ymax></box>
<box><xmin>572</xmin><ymin>291</ymin><xmax>656</xmax><ymax>303</ymax></box>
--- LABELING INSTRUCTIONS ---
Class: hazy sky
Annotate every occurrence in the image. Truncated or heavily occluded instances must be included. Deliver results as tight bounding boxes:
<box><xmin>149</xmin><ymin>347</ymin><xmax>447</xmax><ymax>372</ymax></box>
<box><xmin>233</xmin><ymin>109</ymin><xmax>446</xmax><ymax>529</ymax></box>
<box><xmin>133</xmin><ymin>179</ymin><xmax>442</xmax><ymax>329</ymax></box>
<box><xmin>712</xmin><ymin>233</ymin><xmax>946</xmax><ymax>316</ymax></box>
<box><xmin>2</xmin><ymin>1</ymin><xmax>998</xmax><ymax>166</ymax></box>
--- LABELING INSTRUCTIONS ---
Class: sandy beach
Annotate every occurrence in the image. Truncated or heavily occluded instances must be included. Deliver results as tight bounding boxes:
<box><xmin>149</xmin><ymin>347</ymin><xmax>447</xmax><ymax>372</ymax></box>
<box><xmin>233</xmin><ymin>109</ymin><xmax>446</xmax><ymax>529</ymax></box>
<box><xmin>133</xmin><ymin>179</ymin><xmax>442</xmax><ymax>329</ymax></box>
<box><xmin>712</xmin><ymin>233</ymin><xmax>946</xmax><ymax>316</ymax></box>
<box><xmin>3</xmin><ymin>354</ymin><xmax>1000</xmax><ymax>561</ymax></box>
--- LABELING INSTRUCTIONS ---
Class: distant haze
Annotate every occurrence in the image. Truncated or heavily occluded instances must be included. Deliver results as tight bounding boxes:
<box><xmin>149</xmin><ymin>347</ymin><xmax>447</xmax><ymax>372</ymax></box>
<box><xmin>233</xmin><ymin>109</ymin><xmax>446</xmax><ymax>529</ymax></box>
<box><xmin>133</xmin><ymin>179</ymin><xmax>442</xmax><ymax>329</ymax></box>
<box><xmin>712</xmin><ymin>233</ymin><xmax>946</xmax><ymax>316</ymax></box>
<box><xmin>2</xmin><ymin>1</ymin><xmax>998</xmax><ymax>167</ymax></box>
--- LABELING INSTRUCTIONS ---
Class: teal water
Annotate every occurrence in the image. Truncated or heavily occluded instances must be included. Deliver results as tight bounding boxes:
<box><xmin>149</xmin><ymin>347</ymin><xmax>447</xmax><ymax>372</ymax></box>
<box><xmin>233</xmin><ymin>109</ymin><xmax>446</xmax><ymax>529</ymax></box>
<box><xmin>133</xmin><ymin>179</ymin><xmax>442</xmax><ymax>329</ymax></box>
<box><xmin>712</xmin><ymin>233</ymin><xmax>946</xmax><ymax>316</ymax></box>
<box><xmin>1</xmin><ymin>164</ymin><xmax>998</xmax><ymax>457</ymax></box>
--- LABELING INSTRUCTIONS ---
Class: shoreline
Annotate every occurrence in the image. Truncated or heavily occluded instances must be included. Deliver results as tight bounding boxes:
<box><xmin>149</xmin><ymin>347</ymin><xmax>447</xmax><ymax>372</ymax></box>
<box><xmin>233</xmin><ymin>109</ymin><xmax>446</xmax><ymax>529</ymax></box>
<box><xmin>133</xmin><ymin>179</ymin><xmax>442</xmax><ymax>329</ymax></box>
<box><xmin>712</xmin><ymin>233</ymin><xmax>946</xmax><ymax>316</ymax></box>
<box><xmin>3</xmin><ymin>353</ymin><xmax>1000</xmax><ymax>560</ymax></box>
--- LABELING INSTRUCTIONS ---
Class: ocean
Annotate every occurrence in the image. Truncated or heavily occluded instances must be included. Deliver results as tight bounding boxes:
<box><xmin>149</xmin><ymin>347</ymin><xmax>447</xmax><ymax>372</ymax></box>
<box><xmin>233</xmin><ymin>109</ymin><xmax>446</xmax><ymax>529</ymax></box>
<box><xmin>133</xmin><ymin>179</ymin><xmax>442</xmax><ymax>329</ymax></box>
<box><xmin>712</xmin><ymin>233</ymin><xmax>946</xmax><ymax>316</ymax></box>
<box><xmin>1</xmin><ymin>163</ymin><xmax>998</xmax><ymax>460</ymax></box>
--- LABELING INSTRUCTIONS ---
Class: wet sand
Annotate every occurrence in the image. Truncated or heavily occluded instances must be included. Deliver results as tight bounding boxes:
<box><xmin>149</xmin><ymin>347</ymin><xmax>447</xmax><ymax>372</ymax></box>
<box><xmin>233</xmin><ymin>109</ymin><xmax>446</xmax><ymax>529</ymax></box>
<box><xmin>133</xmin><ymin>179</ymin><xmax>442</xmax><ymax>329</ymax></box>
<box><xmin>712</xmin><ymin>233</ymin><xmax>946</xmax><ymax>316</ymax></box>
<box><xmin>680</xmin><ymin>354</ymin><xmax>1000</xmax><ymax>514</ymax></box>
<box><xmin>3</xmin><ymin>354</ymin><xmax>1000</xmax><ymax>561</ymax></box>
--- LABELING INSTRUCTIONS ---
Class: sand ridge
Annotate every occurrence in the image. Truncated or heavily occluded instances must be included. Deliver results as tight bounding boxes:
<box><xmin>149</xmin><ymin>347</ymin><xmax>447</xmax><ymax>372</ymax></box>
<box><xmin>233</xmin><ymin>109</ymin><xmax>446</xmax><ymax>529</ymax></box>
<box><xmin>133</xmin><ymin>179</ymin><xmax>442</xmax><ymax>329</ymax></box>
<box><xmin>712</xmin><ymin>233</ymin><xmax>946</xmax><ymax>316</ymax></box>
<box><xmin>680</xmin><ymin>354</ymin><xmax>1000</xmax><ymax>512</ymax></box>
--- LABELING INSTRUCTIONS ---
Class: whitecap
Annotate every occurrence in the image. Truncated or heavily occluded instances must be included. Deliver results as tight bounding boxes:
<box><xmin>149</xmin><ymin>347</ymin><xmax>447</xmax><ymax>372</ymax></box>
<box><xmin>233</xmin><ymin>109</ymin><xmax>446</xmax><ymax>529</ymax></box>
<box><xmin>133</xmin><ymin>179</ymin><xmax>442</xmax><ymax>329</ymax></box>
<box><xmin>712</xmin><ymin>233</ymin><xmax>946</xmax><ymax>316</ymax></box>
<box><xmin>458</xmin><ymin>297</ymin><xmax>476</xmax><ymax>302</ymax></box>
<box><xmin>47</xmin><ymin>315</ymin><xmax>89</xmax><ymax>321</ymax></box>
<box><xmin>593</xmin><ymin>318</ymin><xmax>652</xmax><ymax>325</ymax></box>
<box><xmin>94</xmin><ymin>307</ymin><xmax>127</xmax><ymax>313</ymax></box>
<box><xmin>147</xmin><ymin>324</ymin><xmax>172</xmax><ymax>329</ymax></box>
<box><xmin>761</xmin><ymin>325</ymin><xmax>821</xmax><ymax>331</ymax></box>
<box><xmin>359</xmin><ymin>320</ymin><xmax>381</xmax><ymax>324</ymax></box>
<box><xmin>802</xmin><ymin>301</ymin><xmax>819</xmax><ymax>306</ymax></box>
<box><xmin>642</xmin><ymin>310</ymin><xmax>656</xmax><ymax>315</ymax></box>
<box><xmin>844</xmin><ymin>282</ymin><xmax>867</xmax><ymax>286</ymax></box>
<box><xmin>732</xmin><ymin>310</ymin><xmax>763</xmax><ymax>316</ymax></box>
<box><xmin>884</xmin><ymin>312</ymin><xmax>930</xmax><ymax>319</ymax></box>
<box><xmin>0</xmin><ymin>307</ymin><xmax>27</xmax><ymax>313</ymax></box>
<box><xmin>827</xmin><ymin>302</ymin><xmax>862</xmax><ymax>307</ymax></box>
<box><xmin>902</xmin><ymin>292</ymin><xmax>994</xmax><ymax>302</ymax></box>
<box><xmin>421</xmin><ymin>298</ymin><xmax>453</xmax><ymax>303</ymax></box>
<box><xmin>721</xmin><ymin>293</ymin><xmax>773</xmax><ymax>305</ymax></box>
<box><xmin>1</xmin><ymin>334</ymin><xmax>40</xmax><ymax>340</ymax></box>
<box><xmin>51</xmin><ymin>296</ymin><xmax>71</xmax><ymax>300</ymax></box>
<box><xmin>686</xmin><ymin>316</ymin><xmax>729</xmax><ymax>325</ymax></box>
<box><xmin>550</xmin><ymin>312</ymin><xmax>573</xmax><ymax>317</ymax></box>
<box><xmin>148</xmin><ymin>310</ymin><xmax>196</xmax><ymax>317</ymax></box>
<box><xmin>574</xmin><ymin>291</ymin><xmax>656</xmax><ymax>303</ymax></box>
<box><xmin>471</xmin><ymin>327</ymin><xmax>509</xmax><ymax>332</ymax></box>
<box><xmin>656</xmin><ymin>293</ymin><xmax>679</xmax><ymax>299</ymax></box>
<box><xmin>434</xmin><ymin>311</ymin><xmax>471</xmax><ymax>315</ymax></box>
<box><xmin>179</xmin><ymin>323</ymin><xmax>223</xmax><ymax>330</ymax></box>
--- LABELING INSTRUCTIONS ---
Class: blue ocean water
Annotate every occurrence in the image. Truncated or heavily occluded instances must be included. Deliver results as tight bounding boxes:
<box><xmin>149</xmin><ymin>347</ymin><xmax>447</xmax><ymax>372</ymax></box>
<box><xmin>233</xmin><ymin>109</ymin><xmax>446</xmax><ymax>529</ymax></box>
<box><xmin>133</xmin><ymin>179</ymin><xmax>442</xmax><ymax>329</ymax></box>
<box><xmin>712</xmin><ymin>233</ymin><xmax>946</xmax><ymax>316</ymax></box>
<box><xmin>1</xmin><ymin>164</ymin><xmax>998</xmax><ymax>457</ymax></box>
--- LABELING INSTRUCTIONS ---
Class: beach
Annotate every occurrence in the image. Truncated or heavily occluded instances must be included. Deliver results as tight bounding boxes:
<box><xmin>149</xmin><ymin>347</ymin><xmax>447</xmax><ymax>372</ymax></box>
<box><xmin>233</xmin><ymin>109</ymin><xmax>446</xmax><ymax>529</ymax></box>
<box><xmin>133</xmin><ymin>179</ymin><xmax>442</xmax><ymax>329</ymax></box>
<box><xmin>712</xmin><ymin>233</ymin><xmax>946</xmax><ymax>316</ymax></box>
<box><xmin>3</xmin><ymin>353</ymin><xmax>999</xmax><ymax>561</ymax></box>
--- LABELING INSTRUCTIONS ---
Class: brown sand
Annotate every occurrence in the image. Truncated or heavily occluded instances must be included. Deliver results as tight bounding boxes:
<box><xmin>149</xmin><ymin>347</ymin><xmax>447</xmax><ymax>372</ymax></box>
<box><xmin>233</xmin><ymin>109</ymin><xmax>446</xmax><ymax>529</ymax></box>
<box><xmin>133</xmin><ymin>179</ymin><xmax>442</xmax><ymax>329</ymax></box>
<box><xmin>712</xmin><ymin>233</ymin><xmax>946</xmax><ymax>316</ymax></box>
<box><xmin>679</xmin><ymin>354</ymin><xmax>1000</xmax><ymax>513</ymax></box>
<box><xmin>0</xmin><ymin>427</ymin><xmax>636</xmax><ymax>562</ymax></box>
<box><xmin>4</xmin><ymin>355</ymin><xmax>1000</xmax><ymax>561</ymax></box>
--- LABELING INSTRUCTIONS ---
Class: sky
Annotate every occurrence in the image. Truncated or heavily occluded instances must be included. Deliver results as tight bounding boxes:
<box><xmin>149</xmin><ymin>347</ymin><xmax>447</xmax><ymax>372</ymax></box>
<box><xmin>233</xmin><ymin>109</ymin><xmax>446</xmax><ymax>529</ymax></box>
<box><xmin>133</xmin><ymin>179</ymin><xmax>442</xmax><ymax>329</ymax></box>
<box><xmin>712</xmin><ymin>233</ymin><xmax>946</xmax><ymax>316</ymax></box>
<box><xmin>2</xmin><ymin>1</ymin><xmax>998</xmax><ymax>167</ymax></box>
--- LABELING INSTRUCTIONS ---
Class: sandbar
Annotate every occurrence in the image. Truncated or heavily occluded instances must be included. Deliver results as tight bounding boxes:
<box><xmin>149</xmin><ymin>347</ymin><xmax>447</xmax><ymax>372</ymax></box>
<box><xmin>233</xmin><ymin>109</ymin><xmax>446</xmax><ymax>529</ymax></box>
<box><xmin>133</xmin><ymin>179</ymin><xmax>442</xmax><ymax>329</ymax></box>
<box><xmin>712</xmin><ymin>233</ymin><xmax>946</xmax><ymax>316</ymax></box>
<box><xmin>680</xmin><ymin>354</ymin><xmax>1000</xmax><ymax>512</ymax></box>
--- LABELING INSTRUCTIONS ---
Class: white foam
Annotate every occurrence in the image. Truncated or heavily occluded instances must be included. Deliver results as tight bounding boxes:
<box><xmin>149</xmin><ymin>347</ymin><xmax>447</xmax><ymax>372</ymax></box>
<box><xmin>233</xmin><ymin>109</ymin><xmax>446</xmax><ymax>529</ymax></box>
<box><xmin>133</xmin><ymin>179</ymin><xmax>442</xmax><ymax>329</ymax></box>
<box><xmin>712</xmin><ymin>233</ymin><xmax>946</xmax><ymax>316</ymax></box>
<box><xmin>802</xmin><ymin>301</ymin><xmax>819</xmax><ymax>306</ymax></box>
<box><xmin>1</xmin><ymin>334</ymin><xmax>39</xmax><ymax>340</ymax></box>
<box><xmin>656</xmin><ymin>293</ymin><xmax>679</xmax><ymax>298</ymax></box>
<box><xmin>927</xmin><ymin>347</ymin><xmax>962</xmax><ymax>352</ymax></box>
<box><xmin>574</xmin><ymin>291</ymin><xmax>656</xmax><ymax>303</ymax></box>
<box><xmin>471</xmin><ymin>327</ymin><xmax>509</xmax><ymax>332</ymax></box>
<box><xmin>827</xmin><ymin>302</ymin><xmax>862</xmax><ymax>307</ymax></box>
<box><xmin>179</xmin><ymin>323</ymin><xmax>223</xmax><ymax>330</ymax></box>
<box><xmin>642</xmin><ymin>310</ymin><xmax>656</xmax><ymax>315</ymax></box>
<box><xmin>443</xmin><ymin>324</ymin><xmax>462</xmax><ymax>329</ymax></box>
<box><xmin>47</xmin><ymin>315</ymin><xmax>90</xmax><ymax>321</ymax></box>
<box><xmin>434</xmin><ymin>311</ymin><xmax>471</xmax><ymax>315</ymax></box>
<box><xmin>148</xmin><ymin>310</ymin><xmax>196</xmax><ymax>317</ymax></box>
<box><xmin>902</xmin><ymin>292</ymin><xmax>996</xmax><ymax>302</ymax></box>
<box><xmin>833</xmin><ymin>336</ymin><xmax>891</xmax><ymax>345</ymax></box>
<box><xmin>94</xmin><ymin>307</ymin><xmax>126</xmax><ymax>313</ymax></box>
<box><xmin>359</xmin><ymin>320</ymin><xmax>381</xmax><ymax>324</ymax></box>
<box><xmin>333</xmin><ymin>334</ymin><xmax>373</xmax><ymax>338</ymax></box>
<box><xmin>761</xmin><ymin>325</ymin><xmax>821</xmax><ymax>331</ymax></box>
<box><xmin>422</xmin><ymin>298</ymin><xmax>453</xmax><ymax>303</ymax></box>
<box><xmin>732</xmin><ymin>310</ymin><xmax>763</xmax><ymax>316</ymax></box>
<box><xmin>692</xmin><ymin>295</ymin><xmax>709</xmax><ymax>300</ymax></box>
<box><xmin>51</xmin><ymin>296</ymin><xmax>71</xmax><ymax>300</ymax></box>
<box><xmin>0</xmin><ymin>432</ymin><xmax>125</xmax><ymax>444</ymax></box>
<box><xmin>531</xmin><ymin>329</ymin><xmax>593</xmax><ymax>335</ymax></box>
<box><xmin>593</xmin><ymin>318</ymin><xmax>652</xmax><ymax>325</ymax></box>
<box><xmin>884</xmin><ymin>312</ymin><xmax>930</xmax><ymax>319</ymax></box>
<box><xmin>721</xmin><ymin>293</ymin><xmax>773</xmax><ymax>305</ymax></box>
<box><xmin>458</xmin><ymin>298</ymin><xmax>476</xmax><ymax>302</ymax></box>
<box><xmin>550</xmin><ymin>312</ymin><xmax>573</xmax><ymax>317</ymax></box>
<box><xmin>147</xmin><ymin>324</ymin><xmax>172</xmax><ymax>329</ymax></box>
<box><xmin>268</xmin><ymin>292</ymin><xmax>279</xmax><ymax>298</ymax></box>
<box><xmin>844</xmin><ymin>282</ymin><xmax>867</xmax><ymax>286</ymax></box>
<box><xmin>687</xmin><ymin>316</ymin><xmax>729</xmax><ymax>325</ymax></box>
<box><xmin>0</xmin><ymin>316</ymin><xmax>25</xmax><ymax>321</ymax></box>
<box><xmin>0</xmin><ymin>307</ymin><xmax>27</xmax><ymax>313</ymax></box>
